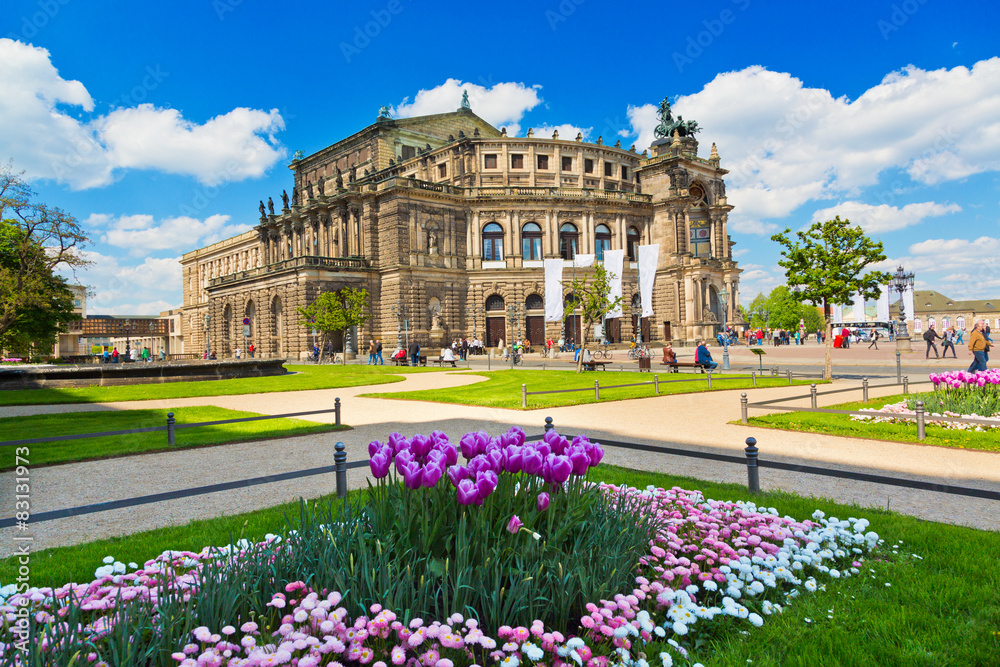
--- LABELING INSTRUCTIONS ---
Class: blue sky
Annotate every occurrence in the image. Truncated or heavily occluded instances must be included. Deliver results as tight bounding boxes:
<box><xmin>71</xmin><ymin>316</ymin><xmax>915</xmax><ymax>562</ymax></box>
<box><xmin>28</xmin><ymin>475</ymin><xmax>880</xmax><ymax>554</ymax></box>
<box><xmin>2</xmin><ymin>0</ymin><xmax>999</xmax><ymax>314</ymax></box>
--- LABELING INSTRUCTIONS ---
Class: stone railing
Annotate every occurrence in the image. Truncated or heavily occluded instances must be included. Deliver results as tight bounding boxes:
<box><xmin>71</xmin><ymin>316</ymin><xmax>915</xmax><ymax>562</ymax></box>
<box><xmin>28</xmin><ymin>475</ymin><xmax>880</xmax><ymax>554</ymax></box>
<box><xmin>374</xmin><ymin>177</ymin><xmax>652</xmax><ymax>203</ymax></box>
<box><xmin>209</xmin><ymin>255</ymin><xmax>370</xmax><ymax>287</ymax></box>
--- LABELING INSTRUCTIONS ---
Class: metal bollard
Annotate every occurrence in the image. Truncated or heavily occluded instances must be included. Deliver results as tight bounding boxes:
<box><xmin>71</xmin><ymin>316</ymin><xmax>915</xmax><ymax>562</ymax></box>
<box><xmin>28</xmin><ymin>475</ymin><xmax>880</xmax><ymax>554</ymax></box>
<box><xmin>903</xmin><ymin>375</ymin><xmax>909</xmax><ymax>395</ymax></box>
<box><xmin>654</xmin><ymin>374</ymin><xmax>659</xmax><ymax>394</ymax></box>
<box><xmin>166</xmin><ymin>412</ymin><xmax>175</xmax><ymax>447</ymax></box>
<box><xmin>595</xmin><ymin>380</ymin><xmax>600</xmax><ymax>400</ymax></box>
<box><xmin>707</xmin><ymin>371</ymin><xmax>712</xmax><ymax>389</ymax></box>
<box><xmin>810</xmin><ymin>384</ymin><xmax>817</xmax><ymax>409</ymax></box>
<box><xmin>751</xmin><ymin>371</ymin><xmax>757</xmax><ymax>387</ymax></box>
<box><xmin>334</xmin><ymin>397</ymin><xmax>341</xmax><ymax>426</ymax></box>
<box><xmin>544</xmin><ymin>416</ymin><xmax>554</xmax><ymax>432</ymax></box>
<box><xmin>896</xmin><ymin>351</ymin><xmax>901</xmax><ymax>384</ymax></box>
<box><xmin>744</xmin><ymin>437</ymin><xmax>760</xmax><ymax>494</ymax></box>
<box><xmin>334</xmin><ymin>442</ymin><xmax>347</xmax><ymax>498</ymax></box>
<box><xmin>787</xmin><ymin>369</ymin><xmax>793</xmax><ymax>385</ymax></box>
<box><xmin>915</xmin><ymin>400</ymin><xmax>926</xmax><ymax>440</ymax></box>
<box><xmin>740</xmin><ymin>392</ymin><xmax>748</xmax><ymax>424</ymax></box>
<box><xmin>862</xmin><ymin>377</ymin><xmax>869</xmax><ymax>403</ymax></box>
<box><xmin>522</xmin><ymin>383</ymin><xmax>527</xmax><ymax>408</ymax></box>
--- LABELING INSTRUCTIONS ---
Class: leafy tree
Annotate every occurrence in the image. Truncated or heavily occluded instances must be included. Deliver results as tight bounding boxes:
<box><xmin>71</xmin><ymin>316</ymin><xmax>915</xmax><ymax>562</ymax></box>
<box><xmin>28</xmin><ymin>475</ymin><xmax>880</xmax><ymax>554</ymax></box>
<box><xmin>563</xmin><ymin>264</ymin><xmax>623</xmax><ymax>373</ymax></box>
<box><xmin>772</xmin><ymin>216</ymin><xmax>890</xmax><ymax>379</ymax></box>
<box><xmin>297</xmin><ymin>287</ymin><xmax>370</xmax><ymax>365</ymax></box>
<box><xmin>746</xmin><ymin>293</ymin><xmax>770</xmax><ymax>329</ymax></box>
<box><xmin>0</xmin><ymin>272</ymin><xmax>77</xmax><ymax>360</ymax></box>
<box><xmin>0</xmin><ymin>163</ymin><xmax>90</xmax><ymax>340</ymax></box>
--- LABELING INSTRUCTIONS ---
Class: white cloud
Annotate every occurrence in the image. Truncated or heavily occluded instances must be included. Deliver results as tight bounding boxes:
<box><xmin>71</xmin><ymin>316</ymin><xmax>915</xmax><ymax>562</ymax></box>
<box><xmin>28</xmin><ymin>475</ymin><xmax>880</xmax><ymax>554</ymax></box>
<box><xmin>65</xmin><ymin>251</ymin><xmax>182</xmax><ymax>315</ymax></box>
<box><xmin>729</xmin><ymin>218</ymin><xmax>780</xmax><ymax>236</ymax></box>
<box><xmin>623</xmin><ymin>59</ymin><xmax>1000</xmax><ymax>221</ymax></box>
<box><xmin>393</xmin><ymin>78</ymin><xmax>542</xmax><ymax>136</ymax></box>
<box><xmin>878</xmin><ymin>235</ymin><xmax>1000</xmax><ymax>299</ymax></box>
<box><xmin>0</xmin><ymin>39</ymin><xmax>286</xmax><ymax>189</ymax></box>
<box><xmin>731</xmin><ymin>248</ymin><xmax>750</xmax><ymax>258</ymax></box>
<box><xmin>530</xmin><ymin>124</ymin><xmax>592</xmax><ymax>141</ymax></box>
<box><xmin>98</xmin><ymin>213</ymin><xmax>250</xmax><ymax>255</ymax></box>
<box><xmin>810</xmin><ymin>201</ymin><xmax>961</xmax><ymax>233</ymax></box>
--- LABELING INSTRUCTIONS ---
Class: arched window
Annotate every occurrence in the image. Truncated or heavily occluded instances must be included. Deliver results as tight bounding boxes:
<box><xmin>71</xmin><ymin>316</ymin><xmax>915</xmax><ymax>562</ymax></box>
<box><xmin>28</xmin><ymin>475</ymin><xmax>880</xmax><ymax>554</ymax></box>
<box><xmin>485</xmin><ymin>294</ymin><xmax>505</xmax><ymax>312</ymax></box>
<box><xmin>631</xmin><ymin>293</ymin><xmax>640</xmax><ymax>310</ymax></box>
<box><xmin>559</xmin><ymin>222</ymin><xmax>579</xmax><ymax>260</ymax></box>
<box><xmin>627</xmin><ymin>226</ymin><xmax>640</xmax><ymax>261</ymax></box>
<box><xmin>913</xmin><ymin>318</ymin><xmax>922</xmax><ymax>333</ymax></box>
<box><xmin>483</xmin><ymin>222</ymin><xmax>504</xmax><ymax>261</ymax></box>
<box><xmin>521</xmin><ymin>222</ymin><xmax>542</xmax><ymax>260</ymax></box>
<box><xmin>942</xmin><ymin>316</ymin><xmax>950</xmax><ymax>329</ymax></box>
<box><xmin>564</xmin><ymin>293</ymin><xmax>579</xmax><ymax>310</ymax></box>
<box><xmin>928</xmin><ymin>317</ymin><xmax>936</xmax><ymax>330</ymax></box>
<box><xmin>595</xmin><ymin>224</ymin><xmax>611</xmax><ymax>261</ymax></box>
<box><xmin>689</xmin><ymin>183</ymin><xmax>707</xmax><ymax>206</ymax></box>
<box><xmin>525</xmin><ymin>294</ymin><xmax>543</xmax><ymax>310</ymax></box>
<box><xmin>957</xmin><ymin>316</ymin><xmax>966</xmax><ymax>330</ymax></box>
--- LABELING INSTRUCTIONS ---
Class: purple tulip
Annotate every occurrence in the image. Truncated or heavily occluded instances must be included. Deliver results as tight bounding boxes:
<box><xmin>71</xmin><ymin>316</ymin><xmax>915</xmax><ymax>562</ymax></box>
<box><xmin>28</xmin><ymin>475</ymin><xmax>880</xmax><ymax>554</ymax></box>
<box><xmin>486</xmin><ymin>448</ymin><xmax>504</xmax><ymax>474</ymax></box>
<box><xmin>507</xmin><ymin>426</ymin><xmax>526</xmax><ymax>447</ymax></box>
<box><xmin>441</xmin><ymin>443</ymin><xmax>458</xmax><ymax>467</ymax></box>
<box><xmin>506</xmin><ymin>515</ymin><xmax>523</xmax><ymax>534</ymax></box>
<box><xmin>421</xmin><ymin>462</ymin><xmax>444</xmax><ymax>488</ymax></box>
<box><xmin>547</xmin><ymin>454</ymin><xmax>573</xmax><ymax>485</ymax></box>
<box><xmin>369</xmin><ymin>451</ymin><xmax>391</xmax><ymax>479</ymax></box>
<box><xmin>475</xmin><ymin>470</ymin><xmax>498</xmax><ymax>499</ymax></box>
<box><xmin>447</xmin><ymin>464</ymin><xmax>468</xmax><ymax>488</ymax></box>
<box><xmin>456</xmin><ymin>478</ymin><xmax>479</xmax><ymax>505</ymax></box>
<box><xmin>399</xmin><ymin>460</ymin><xmax>423</xmax><ymax>489</ymax></box>
<box><xmin>459</xmin><ymin>433</ymin><xmax>478</xmax><ymax>460</ymax></box>
<box><xmin>468</xmin><ymin>454</ymin><xmax>492</xmax><ymax>475</ymax></box>
<box><xmin>426</xmin><ymin>449</ymin><xmax>447</xmax><ymax>469</ymax></box>
<box><xmin>368</xmin><ymin>440</ymin><xmax>383</xmax><ymax>457</ymax></box>
<box><xmin>535</xmin><ymin>442</ymin><xmax>552</xmax><ymax>459</ymax></box>
<box><xmin>431</xmin><ymin>430</ymin><xmax>450</xmax><ymax>447</ymax></box>
<box><xmin>394</xmin><ymin>449</ymin><xmax>414</xmax><ymax>475</ymax></box>
<box><xmin>521</xmin><ymin>448</ymin><xmax>544</xmax><ymax>477</ymax></box>
<box><xmin>544</xmin><ymin>429</ymin><xmax>569</xmax><ymax>455</ymax></box>
<box><xmin>588</xmin><ymin>444</ymin><xmax>605</xmax><ymax>467</ymax></box>
<box><xmin>388</xmin><ymin>432</ymin><xmax>408</xmax><ymax>455</ymax></box>
<box><xmin>537</xmin><ymin>492</ymin><xmax>550</xmax><ymax>512</ymax></box>
<box><xmin>568</xmin><ymin>448</ymin><xmax>590</xmax><ymax>476</ymax></box>
<box><xmin>503</xmin><ymin>445</ymin><xmax>524</xmax><ymax>474</ymax></box>
<box><xmin>410</xmin><ymin>434</ymin><xmax>432</xmax><ymax>460</ymax></box>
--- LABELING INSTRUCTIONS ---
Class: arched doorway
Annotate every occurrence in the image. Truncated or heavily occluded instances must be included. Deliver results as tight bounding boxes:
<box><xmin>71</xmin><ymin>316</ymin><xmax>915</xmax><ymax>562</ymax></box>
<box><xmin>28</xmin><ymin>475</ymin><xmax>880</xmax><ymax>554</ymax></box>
<box><xmin>485</xmin><ymin>294</ymin><xmax>505</xmax><ymax>347</ymax></box>
<box><xmin>564</xmin><ymin>293</ymin><xmax>581</xmax><ymax>345</ymax></box>
<box><xmin>524</xmin><ymin>294</ymin><xmax>544</xmax><ymax>344</ymax></box>
<box><xmin>271</xmin><ymin>296</ymin><xmax>283</xmax><ymax>356</ymax></box>
<box><xmin>222</xmin><ymin>304</ymin><xmax>233</xmax><ymax>356</ymax></box>
<box><xmin>244</xmin><ymin>300</ymin><xmax>256</xmax><ymax>356</ymax></box>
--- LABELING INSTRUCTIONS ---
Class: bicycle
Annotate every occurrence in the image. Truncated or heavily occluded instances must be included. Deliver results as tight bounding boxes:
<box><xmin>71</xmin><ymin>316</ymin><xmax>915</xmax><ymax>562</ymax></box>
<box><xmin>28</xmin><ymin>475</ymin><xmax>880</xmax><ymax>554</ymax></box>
<box><xmin>502</xmin><ymin>351</ymin><xmax>523</xmax><ymax>365</ymax></box>
<box><xmin>627</xmin><ymin>345</ymin><xmax>649</xmax><ymax>360</ymax></box>
<box><xmin>593</xmin><ymin>343</ymin><xmax>613</xmax><ymax>360</ymax></box>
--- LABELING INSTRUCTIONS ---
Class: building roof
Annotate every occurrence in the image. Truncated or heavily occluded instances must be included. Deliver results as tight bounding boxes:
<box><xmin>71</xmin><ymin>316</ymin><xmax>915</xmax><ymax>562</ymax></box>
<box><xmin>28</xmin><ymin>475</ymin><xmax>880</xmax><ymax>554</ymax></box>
<box><xmin>891</xmin><ymin>290</ymin><xmax>999</xmax><ymax>314</ymax></box>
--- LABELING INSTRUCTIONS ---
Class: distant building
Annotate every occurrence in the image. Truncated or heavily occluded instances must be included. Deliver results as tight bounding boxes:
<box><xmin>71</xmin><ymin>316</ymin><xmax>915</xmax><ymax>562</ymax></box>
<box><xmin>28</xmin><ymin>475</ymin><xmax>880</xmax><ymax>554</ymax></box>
<box><xmin>52</xmin><ymin>285</ymin><xmax>89</xmax><ymax>357</ymax></box>
<box><xmin>892</xmin><ymin>290</ymin><xmax>1000</xmax><ymax>333</ymax></box>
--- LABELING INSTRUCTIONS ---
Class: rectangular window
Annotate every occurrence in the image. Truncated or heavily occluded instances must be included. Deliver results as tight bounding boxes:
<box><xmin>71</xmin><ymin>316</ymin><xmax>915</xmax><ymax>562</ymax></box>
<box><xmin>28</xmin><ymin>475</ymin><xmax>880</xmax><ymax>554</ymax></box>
<box><xmin>621</xmin><ymin>166</ymin><xmax>629</xmax><ymax>180</ymax></box>
<box><xmin>437</xmin><ymin>163</ymin><xmax>447</xmax><ymax>178</ymax></box>
<box><xmin>584</xmin><ymin>158</ymin><xmax>594</xmax><ymax>174</ymax></box>
<box><xmin>595</xmin><ymin>238</ymin><xmax>610</xmax><ymax>261</ymax></box>
<box><xmin>484</xmin><ymin>154</ymin><xmax>498</xmax><ymax>169</ymax></box>
<box><xmin>604</xmin><ymin>161</ymin><xmax>613</xmax><ymax>177</ymax></box>
<box><xmin>562</xmin><ymin>156</ymin><xmax>573</xmax><ymax>171</ymax></box>
<box><xmin>690</xmin><ymin>225</ymin><xmax>711</xmax><ymax>258</ymax></box>
<box><xmin>484</xmin><ymin>238</ymin><xmax>504</xmax><ymax>261</ymax></box>
<box><xmin>401</xmin><ymin>145</ymin><xmax>416</xmax><ymax>160</ymax></box>
<box><xmin>511</xmin><ymin>154</ymin><xmax>524</xmax><ymax>169</ymax></box>
<box><xmin>522</xmin><ymin>237</ymin><xmax>542</xmax><ymax>260</ymax></box>
<box><xmin>537</xmin><ymin>154</ymin><xmax>549</xmax><ymax>170</ymax></box>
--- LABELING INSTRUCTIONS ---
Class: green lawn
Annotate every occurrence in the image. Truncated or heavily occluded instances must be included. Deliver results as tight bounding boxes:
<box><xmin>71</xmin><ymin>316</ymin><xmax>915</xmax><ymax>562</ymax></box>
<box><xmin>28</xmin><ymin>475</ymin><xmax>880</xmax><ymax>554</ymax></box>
<box><xmin>362</xmin><ymin>369</ymin><xmax>818</xmax><ymax>409</ymax></box>
<box><xmin>0</xmin><ymin>406</ymin><xmax>347</xmax><ymax>469</ymax></box>
<box><xmin>748</xmin><ymin>392</ymin><xmax>1000</xmax><ymax>452</ymax></box>
<box><xmin>2</xmin><ymin>465</ymin><xmax>996</xmax><ymax>665</ymax></box>
<box><xmin>0</xmin><ymin>363</ymin><xmax>443</xmax><ymax>406</ymax></box>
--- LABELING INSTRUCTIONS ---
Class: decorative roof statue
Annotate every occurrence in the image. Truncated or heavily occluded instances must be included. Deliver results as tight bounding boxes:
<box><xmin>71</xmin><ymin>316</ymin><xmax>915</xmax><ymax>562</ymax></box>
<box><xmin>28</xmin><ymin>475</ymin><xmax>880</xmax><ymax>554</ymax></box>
<box><xmin>336</xmin><ymin>168</ymin><xmax>344</xmax><ymax>189</ymax></box>
<box><xmin>461</xmin><ymin>89</ymin><xmax>471</xmax><ymax>109</ymax></box>
<box><xmin>281</xmin><ymin>190</ymin><xmax>290</xmax><ymax>210</ymax></box>
<box><xmin>653</xmin><ymin>97</ymin><xmax>701</xmax><ymax>139</ymax></box>
<box><xmin>267</xmin><ymin>197</ymin><xmax>275</xmax><ymax>215</ymax></box>
<box><xmin>259</xmin><ymin>200</ymin><xmax>266</xmax><ymax>218</ymax></box>
<box><xmin>378</xmin><ymin>105</ymin><xmax>393</xmax><ymax>120</ymax></box>
<box><xmin>291</xmin><ymin>186</ymin><xmax>298</xmax><ymax>206</ymax></box>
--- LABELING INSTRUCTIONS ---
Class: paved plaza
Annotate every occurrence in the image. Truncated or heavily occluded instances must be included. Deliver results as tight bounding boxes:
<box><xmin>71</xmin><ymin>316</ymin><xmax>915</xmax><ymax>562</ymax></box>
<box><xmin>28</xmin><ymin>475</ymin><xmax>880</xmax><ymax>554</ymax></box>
<box><xmin>1</xmin><ymin>347</ymin><xmax>997</xmax><ymax>557</ymax></box>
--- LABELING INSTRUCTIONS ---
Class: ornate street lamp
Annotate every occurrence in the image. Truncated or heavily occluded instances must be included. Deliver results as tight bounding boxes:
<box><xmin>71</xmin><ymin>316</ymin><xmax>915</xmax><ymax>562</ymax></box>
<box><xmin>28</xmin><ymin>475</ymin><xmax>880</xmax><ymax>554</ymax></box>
<box><xmin>506</xmin><ymin>303</ymin><xmax>523</xmax><ymax>368</ymax></box>
<box><xmin>718</xmin><ymin>287</ymin><xmax>730</xmax><ymax>370</ymax></box>
<box><xmin>889</xmin><ymin>265</ymin><xmax>915</xmax><ymax>352</ymax></box>
<box><xmin>124</xmin><ymin>319</ymin><xmax>132</xmax><ymax>361</ymax></box>
<box><xmin>204</xmin><ymin>314</ymin><xmax>210</xmax><ymax>359</ymax></box>
<box><xmin>391</xmin><ymin>300</ymin><xmax>405</xmax><ymax>350</ymax></box>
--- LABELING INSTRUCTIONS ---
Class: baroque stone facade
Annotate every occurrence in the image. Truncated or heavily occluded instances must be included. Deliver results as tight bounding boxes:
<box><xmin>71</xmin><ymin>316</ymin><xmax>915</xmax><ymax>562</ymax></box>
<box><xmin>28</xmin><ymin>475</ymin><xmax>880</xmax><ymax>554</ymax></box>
<box><xmin>180</xmin><ymin>105</ymin><xmax>742</xmax><ymax>358</ymax></box>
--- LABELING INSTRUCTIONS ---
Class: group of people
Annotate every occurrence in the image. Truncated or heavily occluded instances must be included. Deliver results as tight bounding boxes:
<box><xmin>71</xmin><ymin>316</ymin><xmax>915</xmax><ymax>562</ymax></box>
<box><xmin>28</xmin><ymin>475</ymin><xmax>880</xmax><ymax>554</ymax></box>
<box><xmin>232</xmin><ymin>343</ymin><xmax>256</xmax><ymax>359</ymax></box>
<box><xmin>367</xmin><ymin>339</ymin><xmax>385</xmax><ymax>364</ymax></box>
<box><xmin>102</xmin><ymin>346</ymin><xmax>166</xmax><ymax>363</ymax></box>
<box><xmin>923</xmin><ymin>320</ymin><xmax>992</xmax><ymax>371</ymax></box>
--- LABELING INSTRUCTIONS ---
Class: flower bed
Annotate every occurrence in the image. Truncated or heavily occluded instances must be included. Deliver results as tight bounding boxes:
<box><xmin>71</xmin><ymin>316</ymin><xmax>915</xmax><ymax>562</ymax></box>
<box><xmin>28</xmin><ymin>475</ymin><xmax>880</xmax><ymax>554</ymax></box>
<box><xmin>0</xmin><ymin>427</ymin><xmax>882</xmax><ymax>667</ymax></box>
<box><xmin>851</xmin><ymin>400</ymin><xmax>1000</xmax><ymax>431</ymax></box>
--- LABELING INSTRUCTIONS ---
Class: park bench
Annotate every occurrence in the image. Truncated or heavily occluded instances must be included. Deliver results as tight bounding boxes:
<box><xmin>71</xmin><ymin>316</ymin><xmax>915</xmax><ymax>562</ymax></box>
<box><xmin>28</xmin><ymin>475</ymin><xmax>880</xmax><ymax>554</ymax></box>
<box><xmin>433</xmin><ymin>357</ymin><xmax>458</xmax><ymax>368</ymax></box>
<box><xmin>582</xmin><ymin>360</ymin><xmax>609</xmax><ymax>371</ymax></box>
<box><xmin>391</xmin><ymin>357</ymin><xmax>408</xmax><ymax>366</ymax></box>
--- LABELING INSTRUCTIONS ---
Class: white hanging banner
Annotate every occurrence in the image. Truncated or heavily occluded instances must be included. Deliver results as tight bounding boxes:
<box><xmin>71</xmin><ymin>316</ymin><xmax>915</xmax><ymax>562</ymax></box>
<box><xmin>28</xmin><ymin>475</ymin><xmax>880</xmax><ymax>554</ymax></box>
<box><xmin>604</xmin><ymin>249</ymin><xmax>625</xmax><ymax>318</ymax></box>
<box><xmin>831</xmin><ymin>303</ymin><xmax>843</xmax><ymax>323</ymax></box>
<box><xmin>902</xmin><ymin>285</ymin><xmax>915</xmax><ymax>323</ymax></box>
<box><xmin>851</xmin><ymin>292</ymin><xmax>866</xmax><ymax>322</ymax></box>
<box><xmin>637</xmin><ymin>244</ymin><xmax>659</xmax><ymax>318</ymax></box>
<box><xmin>876</xmin><ymin>285</ymin><xmax>890</xmax><ymax>321</ymax></box>
<box><xmin>544</xmin><ymin>259</ymin><xmax>564</xmax><ymax>322</ymax></box>
<box><xmin>572</xmin><ymin>254</ymin><xmax>595</xmax><ymax>268</ymax></box>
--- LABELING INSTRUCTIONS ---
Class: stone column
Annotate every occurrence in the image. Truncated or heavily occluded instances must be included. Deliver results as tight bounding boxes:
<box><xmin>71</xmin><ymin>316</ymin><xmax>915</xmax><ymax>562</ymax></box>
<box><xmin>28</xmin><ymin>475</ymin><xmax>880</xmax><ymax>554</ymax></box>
<box><xmin>684</xmin><ymin>275</ymin><xmax>695</xmax><ymax>326</ymax></box>
<box><xmin>709</xmin><ymin>216</ymin><xmax>717</xmax><ymax>258</ymax></box>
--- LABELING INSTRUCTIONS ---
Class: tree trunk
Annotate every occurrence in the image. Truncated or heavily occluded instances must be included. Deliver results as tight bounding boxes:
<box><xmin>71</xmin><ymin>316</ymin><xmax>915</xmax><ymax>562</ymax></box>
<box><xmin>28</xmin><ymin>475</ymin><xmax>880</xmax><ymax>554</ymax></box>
<box><xmin>576</xmin><ymin>319</ymin><xmax>591</xmax><ymax>373</ymax></box>
<box><xmin>824</xmin><ymin>301</ymin><xmax>833</xmax><ymax>381</ymax></box>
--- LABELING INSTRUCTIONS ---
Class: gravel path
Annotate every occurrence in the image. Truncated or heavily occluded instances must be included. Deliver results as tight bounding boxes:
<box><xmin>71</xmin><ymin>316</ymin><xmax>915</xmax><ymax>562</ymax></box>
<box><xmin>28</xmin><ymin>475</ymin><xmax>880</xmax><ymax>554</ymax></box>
<box><xmin>1</xmin><ymin>371</ymin><xmax>997</xmax><ymax>557</ymax></box>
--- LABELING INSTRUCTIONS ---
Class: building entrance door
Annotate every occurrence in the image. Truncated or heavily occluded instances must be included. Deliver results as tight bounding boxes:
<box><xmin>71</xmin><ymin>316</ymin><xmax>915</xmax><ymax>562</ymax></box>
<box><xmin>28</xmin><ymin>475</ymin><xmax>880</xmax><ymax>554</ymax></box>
<box><xmin>525</xmin><ymin>316</ymin><xmax>544</xmax><ymax>346</ymax></box>
<box><xmin>604</xmin><ymin>317</ymin><xmax>621</xmax><ymax>343</ymax></box>
<box><xmin>631</xmin><ymin>315</ymin><xmax>651</xmax><ymax>342</ymax></box>
<box><xmin>662</xmin><ymin>321</ymin><xmax>671</xmax><ymax>341</ymax></box>
<box><xmin>486</xmin><ymin>317</ymin><xmax>506</xmax><ymax>347</ymax></box>
<box><xmin>564</xmin><ymin>315</ymin><xmax>582</xmax><ymax>345</ymax></box>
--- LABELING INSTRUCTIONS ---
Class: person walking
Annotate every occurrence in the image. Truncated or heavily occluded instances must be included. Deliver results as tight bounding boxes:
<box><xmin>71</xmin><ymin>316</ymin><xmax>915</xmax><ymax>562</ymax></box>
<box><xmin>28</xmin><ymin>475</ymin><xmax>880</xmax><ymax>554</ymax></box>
<box><xmin>158</xmin><ymin>347</ymin><xmax>166</xmax><ymax>361</ymax></box>
<box><xmin>376</xmin><ymin>339</ymin><xmax>384</xmax><ymax>365</ymax></box>
<box><xmin>923</xmin><ymin>324</ymin><xmax>941</xmax><ymax>359</ymax></box>
<box><xmin>408</xmin><ymin>340</ymin><xmax>420</xmax><ymax>367</ymax></box>
<box><xmin>249</xmin><ymin>343</ymin><xmax>255</xmax><ymax>358</ymax></box>
<box><xmin>941</xmin><ymin>327</ymin><xmax>957</xmax><ymax>358</ymax></box>
<box><xmin>968</xmin><ymin>319</ymin><xmax>989</xmax><ymax>372</ymax></box>
<box><xmin>235</xmin><ymin>346</ymin><xmax>241</xmax><ymax>360</ymax></box>
<box><xmin>367</xmin><ymin>339</ymin><xmax>376</xmax><ymax>364</ymax></box>
<box><xmin>868</xmin><ymin>329</ymin><xmax>879</xmax><ymax>350</ymax></box>
<box><xmin>956</xmin><ymin>327</ymin><xmax>965</xmax><ymax>344</ymax></box>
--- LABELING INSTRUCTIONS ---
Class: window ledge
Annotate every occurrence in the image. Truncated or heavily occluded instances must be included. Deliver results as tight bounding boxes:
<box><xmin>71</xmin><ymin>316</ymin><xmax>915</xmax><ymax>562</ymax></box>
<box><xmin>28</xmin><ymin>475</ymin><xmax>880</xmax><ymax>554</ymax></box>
<box><xmin>522</xmin><ymin>260</ymin><xmax>543</xmax><ymax>268</ymax></box>
<box><xmin>482</xmin><ymin>260</ymin><xmax>508</xmax><ymax>269</ymax></box>
<box><xmin>629</xmin><ymin>261</ymin><xmax>638</xmax><ymax>269</ymax></box>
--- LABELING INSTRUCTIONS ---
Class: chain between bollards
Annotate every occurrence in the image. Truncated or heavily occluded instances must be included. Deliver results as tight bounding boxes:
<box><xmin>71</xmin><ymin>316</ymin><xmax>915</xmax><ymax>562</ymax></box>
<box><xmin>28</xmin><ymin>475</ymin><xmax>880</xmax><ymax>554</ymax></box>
<box><xmin>544</xmin><ymin>416</ymin><xmax>554</xmax><ymax>432</ymax></box>
<box><xmin>915</xmin><ymin>400</ymin><xmax>926</xmax><ymax>440</ymax></box>
<box><xmin>740</xmin><ymin>392</ymin><xmax>748</xmax><ymax>424</ymax></box>
<box><xmin>903</xmin><ymin>374</ymin><xmax>909</xmax><ymax>395</ymax></box>
<box><xmin>594</xmin><ymin>379</ymin><xmax>600</xmax><ymax>400</ymax></box>
<box><xmin>334</xmin><ymin>442</ymin><xmax>347</xmax><ymax>498</ymax></box>
<box><xmin>166</xmin><ymin>412</ymin><xmax>175</xmax><ymax>447</ymax></box>
<box><xmin>334</xmin><ymin>397</ymin><xmax>341</xmax><ymax>426</ymax></box>
<box><xmin>653</xmin><ymin>374</ymin><xmax>659</xmax><ymax>394</ymax></box>
<box><xmin>862</xmin><ymin>377</ymin><xmax>869</xmax><ymax>403</ymax></box>
<box><xmin>744</xmin><ymin>437</ymin><xmax>760</xmax><ymax>494</ymax></box>
<box><xmin>810</xmin><ymin>384</ymin><xmax>817</xmax><ymax>409</ymax></box>
<box><xmin>522</xmin><ymin>383</ymin><xmax>527</xmax><ymax>408</ymax></box>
